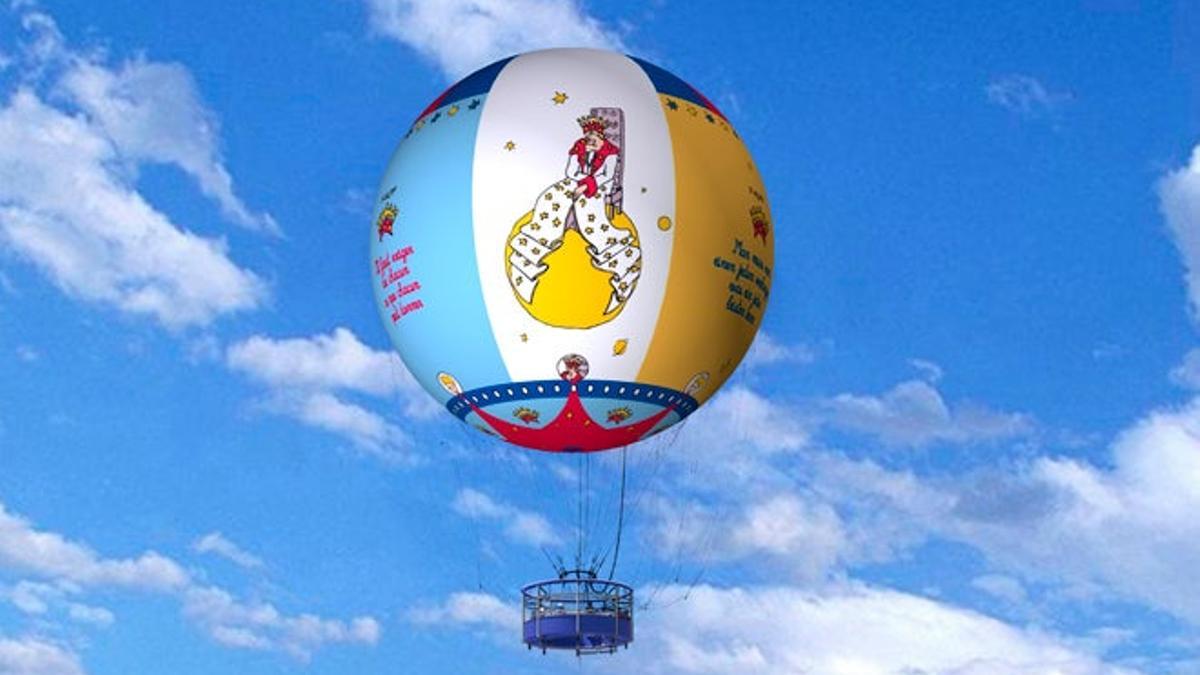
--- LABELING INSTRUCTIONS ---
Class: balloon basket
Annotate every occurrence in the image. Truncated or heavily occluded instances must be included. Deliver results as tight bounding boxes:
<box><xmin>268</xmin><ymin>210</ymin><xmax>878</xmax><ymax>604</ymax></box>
<box><xmin>521</xmin><ymin>570</ymin><xmax>633</xmax><ymax>655</ymax></box>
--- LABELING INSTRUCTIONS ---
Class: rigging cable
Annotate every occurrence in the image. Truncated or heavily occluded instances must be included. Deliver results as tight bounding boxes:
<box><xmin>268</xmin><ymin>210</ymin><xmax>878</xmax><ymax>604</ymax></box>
<box><xmin>584</xmin><ymin>452</ymin><xmax>592</xmax><ymax>571</ymax></box>
<box><xmin>606</xmin><ymin>446</ymin><xmax>629</xmax><ymax>580</ymax></box>
<box><xmin>577</xmin><ymin>452</ymin><xmax>584</xmax><ymax>570</ymax></box>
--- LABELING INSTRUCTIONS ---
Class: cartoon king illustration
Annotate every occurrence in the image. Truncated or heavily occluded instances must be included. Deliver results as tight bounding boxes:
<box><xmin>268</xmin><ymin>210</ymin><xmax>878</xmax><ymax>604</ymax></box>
<box><xmin>506</xmin><ymin>112</ymin><xmax>642</xmax><ymax>325</ymax></box>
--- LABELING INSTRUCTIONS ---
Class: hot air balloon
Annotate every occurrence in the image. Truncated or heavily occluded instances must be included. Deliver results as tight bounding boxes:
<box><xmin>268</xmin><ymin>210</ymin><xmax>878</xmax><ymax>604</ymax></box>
<box><xmin>370</xmin><ymin>48</ymin><xmax>773</xmax><ymax>655</ymax></box>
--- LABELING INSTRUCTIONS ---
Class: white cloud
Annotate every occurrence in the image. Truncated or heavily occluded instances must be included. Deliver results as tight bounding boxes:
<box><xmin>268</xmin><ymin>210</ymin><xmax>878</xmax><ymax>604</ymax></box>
<box><xmin>181</xmin><ymin>585</ymin><xmax>380</xmax><ymax>661</ymax></box>
<box><xmin>0</xmin><ymin>636</ymin><xmax>84</xmax><ymax>675</ymax></box>
<box><xmin>66</xmin><ymin>603</ymin><xmax>114</xmax><ymax>628</ymax></box>
<box><xmin>226</xmin><ymin>328</ymin><xmax>440</xmax><ymax>462</ymax></box>
<box><xmin>408</xmin><ymin>591</ymin><xmax>513</xmax><ymax>631</ymax></box>
<box><xmin>0</xmin><ymin>89</ymin><xmax>268</xmax><ymax>329</ymax></box>
<box><xmin>290</xmin><ymin>391</ymin><xmax>411</xmax><ymax>462</ymax></box>
<box><xmin>986</xmin><ymin>74</ymin><xmax>1072</xmax><ymax>118</ymax></box>
<box><xmin>819</xmin><ymin>379</ymin><xmax>1035</xmax><ymax>447</ymax></box>
<box><xmin>796</xmin><ymin>395</ymin><xmax>1200</xmax><ymax>630</ymax></box>
<box><xmin>365</xmin><ymin>0</ymin><xmax>624</xmax><ymax>78</ymax></box>
<box><xmin>909</xmin><ymin>357</ymin><xmax>944</xmax><ymax>382</ymax></box>
<box><xmin>631</xmin><ymin>583</ymin><xmax>1136</xmax><ymax>675</ymax></box>
<box><xmin>971</xmin><ymin>574</ymin><xmax>1029</xmax><ymax>606</ymax></box>
<box><xmin>1160</xmin><ymin>146</ymin><xmax>1200</xmax><ymax>321</ymax></box>
<box><xmin>2</xmin><ymin>581</ymin><xmax>114</xmax><ymax>628</ymax></box>
<box><xmin>0</xmin><ymin>499</ymin><xmax>380</xmax><ymax>662</ymax></box>
<box><xmin>743</xmin><ymin>331</ymin><xmax>815</xmax><ymax>369</ymax></box>
<box><xmin>451</xmin><ymin>488</ymin><xmax>560</xmax><ymax>548</ymax></box>
<box><xmin>0</xmin><ymin>502</ymin><xmax>188</xmax><ymax>591</ymax></box>
<box><xmin>1170</xmin><ymin>347</ymin><xmax>1200</xmax><ymax>389</ymax></box>
<box><xmin>0</xmin><ymin>6</ymin><xmax>270</xmax><ymax>329</ymax></box>
<box><xmin>941</xmin><ymin>399</ymin><xmax>1200</xmax><ymax>625</ymax></box>
<box><xmin>647</xmin><ymin>494</ymin><xmax>846</xmax><ymax>582</ymax></box>
<box><xmin>727</xmin><ymin>496</ymin><xmax>843</xmax><ymax>569</ymax></box>
<box><xmin>192</xmin><ymin>532</ymin><xmax>264</xmax><ymax>570</ymax></box>
<box><xmin>226</xmin><ymin>328</ymin><xmax>415</xmax><ymax>399</ymax></box>
<box><xmin>13</xmin><ymin>6</ymin><xmax>68</xmax><ymax>72</ymax></box>
<box><xmin>450</xmin><ymin>487</ymin><xmax>508</xmax><ymax>519</ymax></box>
<box><xmin>57</xmin><ymin>58</ymin><xmax>278</xmax><ymax>235</ymax></box>
<box><xmin>15</xmin><ymin>345</ymin><xmax>38</xmax><ymax>362</ymax></box>
<box><xmin>590</xmin><ymin>370</ymin><xmax>1200</xmax><ymax>639</ymax></box>
<box><xmin>684</xmin><ymin>385</ymin><xmax>808</xmax><ymax>456</ymax></box>
<box><xmin>5</xmin><ymin>581</ymin><xmax>55</xmax><ymax>614</ymax></box>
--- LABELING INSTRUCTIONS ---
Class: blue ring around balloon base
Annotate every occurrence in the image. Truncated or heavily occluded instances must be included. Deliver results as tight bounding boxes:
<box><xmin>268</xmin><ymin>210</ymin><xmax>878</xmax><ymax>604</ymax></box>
<box><xmin>446</xmin><ymin>379</ymin><xmax>699</xmax><ymax>420</ymax></box>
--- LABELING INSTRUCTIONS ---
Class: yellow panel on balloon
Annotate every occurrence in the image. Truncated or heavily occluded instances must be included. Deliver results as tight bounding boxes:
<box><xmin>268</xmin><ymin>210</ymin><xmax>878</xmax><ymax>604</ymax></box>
<box><xmin>636</xmin><ymin>95</ymin><xmax>775</xmax><ymax>404</ymax></box>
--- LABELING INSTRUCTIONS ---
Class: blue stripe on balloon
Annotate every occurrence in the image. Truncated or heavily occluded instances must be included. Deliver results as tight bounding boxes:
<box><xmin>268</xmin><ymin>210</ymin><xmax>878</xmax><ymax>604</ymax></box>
<box><xmin>373</xmin><ymin>95</ymin><xmax>509</xmax><ymax>403</ymax></box>
<box><xmin>627</xmin><ymin>55</ymin><xmax>726</xmax><ymax>120</ymax></box>
<box><xmin>417</xmin><ymin>55</ymin><xmax>516</xmax><ymax>120</ymax></box>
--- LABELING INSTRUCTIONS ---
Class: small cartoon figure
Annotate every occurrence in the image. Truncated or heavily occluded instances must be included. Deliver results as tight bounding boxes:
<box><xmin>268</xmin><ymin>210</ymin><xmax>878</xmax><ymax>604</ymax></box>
<box><xmin>377</xmin><ymin>202</ymin><xmax>398</xmax><ymax>241</ymax></box>
<box><xmin>607</xmin><ymin>406</ymin><xmax>633</xmax><ymax>425</ymax></box>
<box><xmin>437</xmin><ymin>372</ymin><xmax>463</xmax><ymax>397</ymax></box>
<box><xmin>513</xmin><ymin>407</ymin><xmax>540</xmax><ymax>424</ymax></box>
<box><xmin>750</xmin><ymin>206</ymin><xmax>769</xmax><ymax>243</ymax></box>
<box><xmin>556</xmin><ymin>353</ymin><xmax>590</xmax><ymax>383</ymax></box>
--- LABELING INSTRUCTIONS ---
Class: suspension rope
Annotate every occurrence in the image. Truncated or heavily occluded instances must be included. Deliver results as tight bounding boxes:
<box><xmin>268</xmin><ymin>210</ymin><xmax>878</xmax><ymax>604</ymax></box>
<box><xmin>584</xmin><ymin>453</ymin><xmax>592</xmax><ymax>571</ymax></box>
<box><xmin>607</xmin><ymin>446</ymin><xmax>628</xmax><ymax>580</ymax></box>
<box><xmin>576</xmin><ymin>452</ymin><xmax>583</xmax><ymax>570</ymax></box>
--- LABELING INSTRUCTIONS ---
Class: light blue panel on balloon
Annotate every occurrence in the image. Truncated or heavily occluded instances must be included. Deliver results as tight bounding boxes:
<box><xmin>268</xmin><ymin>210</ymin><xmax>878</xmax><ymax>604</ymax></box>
<box><xmin>370</xmin><ymin>96</ymin><xmax>508</xmax><ymax>403</ymax></box>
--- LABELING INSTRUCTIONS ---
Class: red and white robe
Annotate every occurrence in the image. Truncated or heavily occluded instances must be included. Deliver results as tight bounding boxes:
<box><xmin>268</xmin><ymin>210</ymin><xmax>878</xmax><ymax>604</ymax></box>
<box><xmin>507</xmin><ymin>138</ymin><xmax>641</xmax><ymax>314</ymax></box>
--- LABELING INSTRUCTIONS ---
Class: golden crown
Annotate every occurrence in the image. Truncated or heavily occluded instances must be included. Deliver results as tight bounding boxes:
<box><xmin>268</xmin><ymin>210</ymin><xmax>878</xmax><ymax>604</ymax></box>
<box><xmin>577</xmin><ymin>114</ymin><xmax>611</xmax><ymax>135</ymax></box>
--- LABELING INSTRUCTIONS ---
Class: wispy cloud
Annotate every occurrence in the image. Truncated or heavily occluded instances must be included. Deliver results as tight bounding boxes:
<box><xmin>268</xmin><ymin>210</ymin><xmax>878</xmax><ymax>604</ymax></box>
<box><xmin>1170</xmin><ymin>347</ymin><xmax>1200</xmax><ymax>389</ymax></box>
<box><xmin>0</xmin><ymin>503</ymin><xmax>188</xmax><ymax>591</ymax></box>
<box><xmin>0</xmin><ymin>500</ymin><xmax>381</xmax><ymax>663</ymax></box>
<box><xmin>743</xmin><ymin>331</ymin><xmax>816</xmax><ymax>369</ymax></box>
<box><xmin>0</xmin><ymin>635</ymin><xmax>84</xmax><ymax>675</ymax></box>
<box><xmin>408</xmin><ymin>591</ymin><xmax>513</xmax><ymax>632</ymax></box>
<box><xmin>451</xmin><ymin>488</ymin><xmax>561</xmax><ymax>548</ymax></box>
<box><xmin>908</xmin><ymin>357</ymin><xmax>943</xmax><ymax>383</ymax></box>
<box><xmin>816</xmin><ymin>378</ymin><xmax>1035</xmax><ymax>448</ymax></box>
<box><xmin>192</xmin><ymin>532</ymin><xmax>264</xmax><ymax>571</ymax></box>
<box><xmin>986</xmin><ymin>74</ymin><xmax>1073</xmax><ymax>118</ymax></box>
<box><xmin>182</xmin><ymin>586</ymin><xmax>379</xmax><ymax>661</ymax></box>
<box><xmin>625</xmin><ymin>361</ymin><xmax>1200</xmax><ymax>638</ymax></box>
<box><xmin>684</xmin><ymin>385</ymin><xmax>809</xmax><ymax>455</ymax></box>
<box><xmin>632</xmin><ymin>583</ymin><xmax>1138</xmax><ymax>675</ymax></box>
<box><xmin>226</xmin><ymin>327</ymin><xmax>437</xmax><ymax>463</ymax></box>
<box><xmin>59</xmin><ymin>58</ymin><xmax>279</xmax><ymax>235</ymax></box>
<box><xmin>647</xmin><ymin>493</ymin><xmax>846</xmax><ymax>582</ymax></box>
<box><xmin>800</xmin><ymin>395</ymin><xmax>1200</xmax><ymax>629</ymax></box>
<box><xmin>1159</xmin><ymin>145</ymin><xmax>1200</xmax><ymax>321</ymax></box>
<box><xmin>365</xmin><ymin>0</ymin><xmax>624</xmax><ymax>78</ymax></box>
<box><xmin>2</xmin><ymin>580</ymin><xmax>114</xmax><ymax>629</ymax></box>
<box><xmin>0</xmin><ymin>7</ymin><xmax>269</xmax><ymax>329</ymax></box>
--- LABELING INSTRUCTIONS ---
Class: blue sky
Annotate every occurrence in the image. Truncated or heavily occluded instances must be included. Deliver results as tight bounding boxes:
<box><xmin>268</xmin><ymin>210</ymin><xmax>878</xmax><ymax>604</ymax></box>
<box><xmin>1</xmin><ymin>0</ymin><xmax>1199</xmax><ymax>673</ymax></box>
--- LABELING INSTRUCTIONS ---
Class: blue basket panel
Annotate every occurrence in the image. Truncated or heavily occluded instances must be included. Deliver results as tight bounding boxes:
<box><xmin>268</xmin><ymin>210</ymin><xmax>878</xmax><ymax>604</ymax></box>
<box><xmin>523</xmin><ymin>615</ymin><xmax>632</xmax><ymax>650</ymax></box>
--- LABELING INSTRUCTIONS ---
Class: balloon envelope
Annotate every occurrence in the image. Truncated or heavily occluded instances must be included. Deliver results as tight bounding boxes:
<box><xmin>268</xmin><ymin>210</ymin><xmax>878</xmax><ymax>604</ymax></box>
<box><xmin>371</xmin><ymin>48</ymin><xmax>773</xmax><ymax>452</ymax></box>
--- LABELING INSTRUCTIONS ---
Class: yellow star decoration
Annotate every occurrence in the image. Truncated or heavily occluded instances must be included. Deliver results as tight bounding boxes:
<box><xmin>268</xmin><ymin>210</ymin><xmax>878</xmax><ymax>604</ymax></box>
<box><xmin>504</xmin><ymin>140</ymin><xmax>516</xmax><ymax>151</ymax></box>
<box><xmin>552</xmin><ymin>91</ymin><xmax>569</xmax><ymax>105</ymax></box>
<box><xmin>447</xmin><ymin>104</ymin><xmax>459</xmax><ymax>116</ymax></box>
